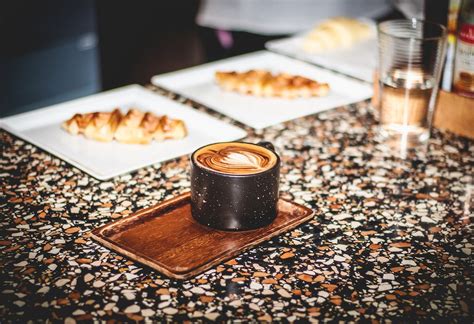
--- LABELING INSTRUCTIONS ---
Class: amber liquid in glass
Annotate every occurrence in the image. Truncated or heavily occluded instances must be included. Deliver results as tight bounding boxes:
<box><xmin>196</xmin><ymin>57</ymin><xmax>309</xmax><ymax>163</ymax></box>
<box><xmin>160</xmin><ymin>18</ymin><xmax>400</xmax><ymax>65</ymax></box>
<box><xmin>379</xmin><ymin>72</ymin><xmax>435</xmax><ymax>146</ymax></box>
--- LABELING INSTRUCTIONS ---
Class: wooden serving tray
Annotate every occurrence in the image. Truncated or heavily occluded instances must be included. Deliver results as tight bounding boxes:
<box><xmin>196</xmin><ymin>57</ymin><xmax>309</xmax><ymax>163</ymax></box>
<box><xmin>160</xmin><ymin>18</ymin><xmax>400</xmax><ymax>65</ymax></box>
<box><xmin>91</xmin><ymin>192</ymin><xmax>314</xmax><ymax>280</ymax></box>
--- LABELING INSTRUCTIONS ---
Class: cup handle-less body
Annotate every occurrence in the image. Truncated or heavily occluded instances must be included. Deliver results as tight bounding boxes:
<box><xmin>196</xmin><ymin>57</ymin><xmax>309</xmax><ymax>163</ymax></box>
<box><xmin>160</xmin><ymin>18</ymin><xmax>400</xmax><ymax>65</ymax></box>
<box><xmin>190</xmin><ymin>141</ymin><xmax>280</xmax><ymax>231</ymax></box>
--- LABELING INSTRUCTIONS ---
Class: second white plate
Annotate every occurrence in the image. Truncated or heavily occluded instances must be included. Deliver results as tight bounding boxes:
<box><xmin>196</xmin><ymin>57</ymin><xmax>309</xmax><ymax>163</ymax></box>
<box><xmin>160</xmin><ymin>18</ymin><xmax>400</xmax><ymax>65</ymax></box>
<box><xmin>151</xmin><ymin>51</ymin><xmax>373</xmax><ymax>130</ymax></box>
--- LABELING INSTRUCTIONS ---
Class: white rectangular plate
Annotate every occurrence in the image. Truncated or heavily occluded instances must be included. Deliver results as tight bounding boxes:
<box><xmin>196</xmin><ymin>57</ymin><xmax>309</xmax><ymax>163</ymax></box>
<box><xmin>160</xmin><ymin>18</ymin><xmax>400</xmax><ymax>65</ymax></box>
<box><xmin>265</xmin><ymin>23</ymin><xmax>377</xmax><ymax>82</ymax></box>
<box><xmin>0</xmin><ymin>85</ymin><xmax>247</xmax><ymax>180</ymax></box>
<box><xmin>151</xmin><ymin>51</ymin><xmax>373</xmax><ymax>129</ymax></box>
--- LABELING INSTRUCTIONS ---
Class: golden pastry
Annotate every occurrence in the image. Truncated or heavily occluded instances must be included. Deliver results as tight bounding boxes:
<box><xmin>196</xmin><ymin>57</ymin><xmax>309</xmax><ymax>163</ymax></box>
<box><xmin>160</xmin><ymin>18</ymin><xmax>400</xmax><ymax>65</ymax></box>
<box><xmin>303</xmin><ymin>17</ymin><xmax>373</xmax><ymax>53</ymax></box>
<box><xmin>215</xmin><ymin>69</ymin><xmax>329</xmax><ymax>98</ymax></box>
<box><xmin>62</xmin><ymin>108</ymin><xmax>187</xmax><ymax>144</ymax></box>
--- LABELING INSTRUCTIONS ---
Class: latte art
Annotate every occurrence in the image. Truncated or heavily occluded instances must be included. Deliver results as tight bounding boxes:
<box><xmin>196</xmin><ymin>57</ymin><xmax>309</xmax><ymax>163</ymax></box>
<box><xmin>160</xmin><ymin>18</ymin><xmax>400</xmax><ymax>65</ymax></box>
<box><xmin>194</xmin><ymin>142</ymin><xmax>277</xmax><ymax>175</ymax></box>
<box><xmin>205</xmin><ymin>149</ymin><xmax>268</xmax><ymax>173</ymax></box>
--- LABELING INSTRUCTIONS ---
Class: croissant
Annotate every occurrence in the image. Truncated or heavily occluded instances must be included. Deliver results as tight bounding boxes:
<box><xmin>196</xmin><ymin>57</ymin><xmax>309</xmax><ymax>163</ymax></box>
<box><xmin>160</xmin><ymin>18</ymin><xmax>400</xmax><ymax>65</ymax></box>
<box><xmin>62</xmin><ymin>108</ymin><xmax>187</xmax><ymax>144</ymax></box>
<box><xmin>303</xmin><ymin>17</ymin><xmax>373</xmax><ymax>53</ymax></box>
<box><xmin>215</xmin><ymin>69</ymin><xmax>329</xmax><ymax>98</ymax></box>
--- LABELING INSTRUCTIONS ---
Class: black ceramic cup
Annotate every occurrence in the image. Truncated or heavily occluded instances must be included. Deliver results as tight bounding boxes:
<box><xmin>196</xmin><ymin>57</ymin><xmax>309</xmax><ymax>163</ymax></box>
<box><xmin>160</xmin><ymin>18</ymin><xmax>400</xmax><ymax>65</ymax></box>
<box><xmin>190</xmin><ymin>141</ymin><xmax>280</xmax><ymax>231</ymax></box>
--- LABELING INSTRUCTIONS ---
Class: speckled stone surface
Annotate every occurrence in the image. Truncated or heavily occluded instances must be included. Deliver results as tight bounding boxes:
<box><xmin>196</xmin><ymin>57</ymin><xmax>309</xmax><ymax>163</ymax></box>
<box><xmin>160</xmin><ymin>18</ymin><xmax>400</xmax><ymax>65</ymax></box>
<box><xmin>1</xmin><ymin>86</ymin><xmax>473</xmax><ymax>322</ymax></box>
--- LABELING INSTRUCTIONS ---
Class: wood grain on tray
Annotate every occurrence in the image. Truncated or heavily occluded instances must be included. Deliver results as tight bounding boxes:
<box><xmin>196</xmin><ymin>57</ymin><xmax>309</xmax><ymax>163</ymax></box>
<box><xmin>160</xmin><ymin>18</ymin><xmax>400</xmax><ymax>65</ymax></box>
<box><xmin>91</xmin><ymin>192</ymin><xmax>314</xmax><ymax>280</ymax></box>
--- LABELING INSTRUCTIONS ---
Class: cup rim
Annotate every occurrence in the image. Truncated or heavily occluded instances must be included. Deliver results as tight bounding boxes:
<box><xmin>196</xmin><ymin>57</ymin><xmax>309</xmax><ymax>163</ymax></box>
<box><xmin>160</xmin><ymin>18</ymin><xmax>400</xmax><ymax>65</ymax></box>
<box><xmin>190</xmin><ymin>141</ymin><xmax>280</xmax><ymax>178</ymax></box>
<box><xmin>378</xmin><ymin>18</ymin><xmax>447</xmax><ymax>41</ymax></box>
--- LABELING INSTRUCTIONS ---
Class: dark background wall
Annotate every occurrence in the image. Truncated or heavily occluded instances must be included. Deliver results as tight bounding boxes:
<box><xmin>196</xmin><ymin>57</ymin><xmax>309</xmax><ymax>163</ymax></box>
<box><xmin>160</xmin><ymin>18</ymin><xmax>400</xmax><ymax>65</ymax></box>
<box><xmin>0</xmin><ymin>0</ymin><xmax>448</xmax><ymax>118</ymax></box>
<box><xmin>0</xmin><ymin>0</ymin><xmax>202</xmax><ymax>117</ymax></box>
<box><xmin>96</xmin><ymin>1</ymin><xmax>202</xmax><ymax>90</ymax></box>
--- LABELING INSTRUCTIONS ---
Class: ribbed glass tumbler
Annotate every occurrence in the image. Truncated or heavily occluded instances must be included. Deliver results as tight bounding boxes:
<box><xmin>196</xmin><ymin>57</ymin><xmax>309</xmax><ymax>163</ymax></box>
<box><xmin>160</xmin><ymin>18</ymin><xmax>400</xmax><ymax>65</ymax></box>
<box><xmin>377</xmin><ymin>19</ymin><xmax>447</xmax><ymax>157</ymax></box>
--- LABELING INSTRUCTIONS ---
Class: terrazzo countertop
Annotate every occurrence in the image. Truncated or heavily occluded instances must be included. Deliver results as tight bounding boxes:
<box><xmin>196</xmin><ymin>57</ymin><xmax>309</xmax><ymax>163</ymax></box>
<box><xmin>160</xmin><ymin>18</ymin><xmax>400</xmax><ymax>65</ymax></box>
<box><xmin>1</xmin><ymin>86</ymin><xmax>473</xmax><ymax>322</ymax></box>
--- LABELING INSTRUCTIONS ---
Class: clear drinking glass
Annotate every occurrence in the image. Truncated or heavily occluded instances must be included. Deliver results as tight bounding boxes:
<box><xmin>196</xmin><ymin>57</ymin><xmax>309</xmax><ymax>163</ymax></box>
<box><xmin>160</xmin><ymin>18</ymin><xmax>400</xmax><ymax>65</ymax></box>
<box><xmin>377</xmin><ymin>19</ymin><xmax>447</xmax><ymax>156</ymax></box>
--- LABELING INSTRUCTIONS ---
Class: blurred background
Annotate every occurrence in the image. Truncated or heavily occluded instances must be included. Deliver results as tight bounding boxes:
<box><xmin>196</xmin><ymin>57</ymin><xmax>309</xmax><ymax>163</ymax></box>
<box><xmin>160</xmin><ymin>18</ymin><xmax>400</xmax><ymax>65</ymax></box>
<box><xmin>0</xmin><ymin>0</ymin><xmax>447</xmax><ymax>117</ymax></box>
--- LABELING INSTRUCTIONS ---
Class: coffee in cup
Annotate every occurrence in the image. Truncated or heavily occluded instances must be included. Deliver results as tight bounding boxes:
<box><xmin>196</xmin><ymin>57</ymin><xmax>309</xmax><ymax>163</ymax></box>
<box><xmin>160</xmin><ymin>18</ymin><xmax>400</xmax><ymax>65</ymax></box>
<box><xmin>190</xmin><ymin>141</ymin><xmax>280</xmax><ymax>231</ymax></box>
<box><xmin>193</xmin><ymin>142</ymin><xmax>277</xmax><ymax>175</ymax></box>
